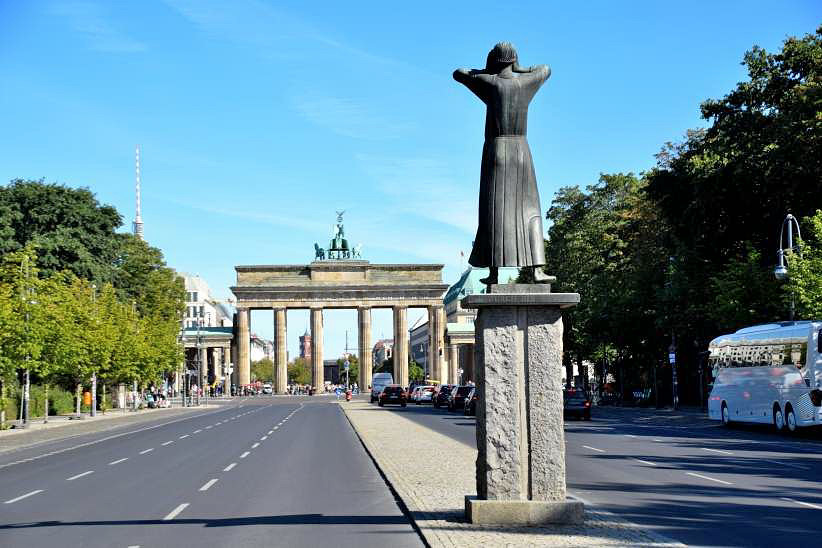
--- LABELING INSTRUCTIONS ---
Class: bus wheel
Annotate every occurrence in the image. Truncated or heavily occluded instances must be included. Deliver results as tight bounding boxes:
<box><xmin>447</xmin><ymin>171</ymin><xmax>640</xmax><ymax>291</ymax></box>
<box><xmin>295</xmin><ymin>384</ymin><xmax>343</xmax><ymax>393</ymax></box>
<box><xmin>785</xmin><ymin>405</ymin><xmax>797</xmax><ymax>433</ymax></box>
<box><xmin>773</xmin><ymin>405</ymin><xmax>785</xmax><ymax>431</ymax></box>
<box><xmin>721</xmin><ymin>403</ymin><xmax>731</xmax><ymax>426</ymax></box>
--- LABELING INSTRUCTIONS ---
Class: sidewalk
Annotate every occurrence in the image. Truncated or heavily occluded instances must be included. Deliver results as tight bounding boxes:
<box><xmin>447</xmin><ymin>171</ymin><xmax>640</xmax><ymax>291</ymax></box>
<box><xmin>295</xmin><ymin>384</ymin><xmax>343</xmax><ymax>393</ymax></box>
<box><xmin>0</xmin><ymin>403</ymin><xmax>219</xmax><ymax>456</ymax></box>
<box><xmin>341</xmin><ymin>400</ymin><xmax>684</xmax><ymax>547</ymax></box>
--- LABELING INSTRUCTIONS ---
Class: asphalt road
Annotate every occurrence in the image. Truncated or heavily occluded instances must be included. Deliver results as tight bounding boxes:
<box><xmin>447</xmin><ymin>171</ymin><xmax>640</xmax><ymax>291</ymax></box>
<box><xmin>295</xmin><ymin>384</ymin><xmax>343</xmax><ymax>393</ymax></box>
<box><xmin>389</xmin><ymin>399</ymin><xmax>822</xmax><ymax>548</ymax></box>
<box><xmin>0</xmin><ymin>396</ymin><xmax>422</xmax><ymax>548</ymax></box>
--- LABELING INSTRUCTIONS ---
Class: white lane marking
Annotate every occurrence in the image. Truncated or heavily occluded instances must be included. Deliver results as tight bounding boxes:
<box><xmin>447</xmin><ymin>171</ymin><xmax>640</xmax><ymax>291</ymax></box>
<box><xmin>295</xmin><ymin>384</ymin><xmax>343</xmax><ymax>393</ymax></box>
<box><xmin>67</xmin><ymin>470</ymin><xmax>94</xmax><ymax>481</ymax></box>
<box><xmin>139</xmin><ymin>448</ymin><xmax>154</xmax><ymax>455</ymax></box>
<box><xmin>127</xmin><ymin>545</ymin><xmax>140</xmax><ymax>548</ymax></box>
<box><xmin>0</xmin><ymin>406</ymin><xmax>227</xmax><ymax>471</ymax></box>
<box><xmin>653</xmin><ymin>439</ymin><xmax>664</xmax><ymax>442</ymax></box>
<box><xmin>109</xmin><ymin>458</ymin><xmax>128</xmax><ymax>465</ymax></box>
<box><xmin>179</xmin><ymin>434</ymin><xmax>189</xmax><ymax>439</ymax></box>
<box><xmin>781</xmin><ymin>497</ymin><xmax>822</xmax><ymax>510</ymax></box>
<box><xmin>260</xmin><ymin>436</ymin><xmax>268</xmax><ymax>441</ymax></box>
<box><xmin>194</xmin><ymin>429</ymin><xmax>202</xmax><ymax>434</ymax></box>
<box><xmin>702</xmin><ymin>447</ymin><xmax>734</xmax><ymax>455</ymax></box>
<box><xmin>205</xmin><ymin>425</ymin><xmax>212</xmax><ymax>429</ymax></box>
<box><xmin>161</xmin><ymin>441</ymin><xmax>174</xmax><ymax>446</ymax></box>
<box><xmin>240</xmin><ymin>451</ymin><xmax>250</xmax><ymax>459</ymax></box>
<box><xmin>632</xmin><ymin>458</ymin><xmax>657</xmax><ymax>466</ymax></box>
<box><xmin>267</xmin><ymin>430</ymin><xmax>273</xmax><ymax>435</ymax></box>
<box><xmin>223</xmin><ymin>463</ymin><xmax>237</xmax><ymax>472</ymax></box>
<box><xmin>582</xmin><ymin>445</ymin><xmax>605</xmax><ymax>453</ymax></box>
<box><xmin>273</xmin><ymin>426</ymin><xmax>279</xmax><ymax>430</ymax></box>
<box><xmin>686</xmin><ymin>472</ymin><xmax>734</xmax><ymax>485</ymax></box>
<box><xmin>4</xmin><ymin>490</ymin><xmax>44</xmax><ymax>504</ymax></box>
<box><xmin>163</xmin><ymin>502</ymin><xmax>189</xmax><ymax>521</ymax></box>
<box><xmin>199</xmin><ymin>478</ymin><xmax>219</xmax><ymax>491</ymax></box>
<box><xmin>624</xmin><ymin>434</ymin><xmax>637</xmax><ymax>438</ymax></box>
<box><xmin>251</xmin><ymin>442</ymin><xmax>260</xmax><ymax>449</ymax></box>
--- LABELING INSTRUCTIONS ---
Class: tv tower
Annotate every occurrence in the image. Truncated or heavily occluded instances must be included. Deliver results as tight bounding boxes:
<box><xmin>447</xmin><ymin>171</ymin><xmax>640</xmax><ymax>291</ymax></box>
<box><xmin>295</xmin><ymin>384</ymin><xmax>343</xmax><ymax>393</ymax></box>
<box><xmin>132</xmin><ymin>145</ymin><xmax>144</xmax><ymax>239</ymax></box>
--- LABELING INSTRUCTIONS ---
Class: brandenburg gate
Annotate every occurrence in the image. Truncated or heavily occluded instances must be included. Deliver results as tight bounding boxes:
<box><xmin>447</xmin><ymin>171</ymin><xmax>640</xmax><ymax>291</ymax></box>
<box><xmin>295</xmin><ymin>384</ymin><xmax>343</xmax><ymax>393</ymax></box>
<box><xmin>230</xmin><ymin>214</ymin><xmax>449</xmax><ymax>393</ymax></box>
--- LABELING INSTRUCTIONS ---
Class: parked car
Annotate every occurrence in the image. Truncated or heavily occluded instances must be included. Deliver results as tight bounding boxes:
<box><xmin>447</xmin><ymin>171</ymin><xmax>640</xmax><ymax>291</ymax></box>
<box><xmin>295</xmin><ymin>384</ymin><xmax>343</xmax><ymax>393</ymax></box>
<box><xmin>371</xmin><ymin>372</ymin><xmax>394</xmax><ymax>403</ymax></box>
<box><xmin>563</xmin><ymin>389</ymin><xmax>591</xmax><ymax>420</ymax></box>
<box><xmin>408</xmin><ymin>386</ymin><xmax>421</xmax><ymax>402</ymax></box>
<box><xmin>378</xmin><ymin>385</ymin><xmax>407</xmax><ymax>407</ymax></box>
<box><xmin>448</xmin><ymin>385</ymin><xmax>474</xmax><ymax>411</ymax></box>
<box><xmin>433</xmin><ymin>384</ymin><xmax>455</xmax><ymax>408</ymax></box>
<box><xmin>463</xmin><ymin>387</ymin><xmax>477</xmax><ymax>416</ymax></box>
<box><xmin>416</xmin><ymin>385</ymin><xmax>436</xmax><ymax>405</ymax></box>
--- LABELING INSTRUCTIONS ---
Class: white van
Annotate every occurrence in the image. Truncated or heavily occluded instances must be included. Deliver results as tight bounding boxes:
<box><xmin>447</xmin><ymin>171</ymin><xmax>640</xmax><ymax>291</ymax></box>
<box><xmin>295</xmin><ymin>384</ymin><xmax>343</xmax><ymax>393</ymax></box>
<box><xmin>371</xmin><ymin>372</ymin><xmax>394</xmax><ymax>403</ymax></box>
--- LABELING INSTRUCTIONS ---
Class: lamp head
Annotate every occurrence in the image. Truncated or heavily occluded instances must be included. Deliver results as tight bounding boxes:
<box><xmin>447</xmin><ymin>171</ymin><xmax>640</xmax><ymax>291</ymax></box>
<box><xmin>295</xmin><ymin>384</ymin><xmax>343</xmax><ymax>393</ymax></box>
<box><xmin>774</xmin><ymin>264</ymin><xmax>788</xmax><ymax>280</ymax></box>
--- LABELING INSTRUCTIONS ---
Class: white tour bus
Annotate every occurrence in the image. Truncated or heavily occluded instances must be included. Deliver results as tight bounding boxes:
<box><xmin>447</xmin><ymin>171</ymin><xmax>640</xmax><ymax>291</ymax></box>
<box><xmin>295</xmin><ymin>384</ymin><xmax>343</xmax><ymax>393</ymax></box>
<box><xmin>708</xmin><ymin>321</ymin><xmax>822</xmax><ymax>432</ymax></box>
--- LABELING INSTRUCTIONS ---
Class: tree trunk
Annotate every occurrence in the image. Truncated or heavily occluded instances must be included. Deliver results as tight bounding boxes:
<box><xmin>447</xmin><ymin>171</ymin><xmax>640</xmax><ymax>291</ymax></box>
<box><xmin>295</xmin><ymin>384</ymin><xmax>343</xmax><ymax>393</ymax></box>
<box><xmin>43</xmin><ymin>383</ymin><xmax>49</xmax><ymax>424</ymax></box>
<box><xmin>75</xmin><ymin>383</ymin><xmax>82</xmax><ymax>416</ymax></box>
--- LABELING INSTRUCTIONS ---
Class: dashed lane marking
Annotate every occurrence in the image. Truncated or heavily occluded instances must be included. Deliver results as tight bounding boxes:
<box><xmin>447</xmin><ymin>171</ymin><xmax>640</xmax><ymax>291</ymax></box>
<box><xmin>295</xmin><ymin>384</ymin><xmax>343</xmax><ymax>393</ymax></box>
<box><xmin>632</xmin><ymin>458</ymin><xmax>657</xmax><ymax>466</ymax></box>
<box><xmin>251</xmin><ymin>442</ymin><xmax>260</xmax><ymax>449</ymax></box>
<box><xmin>109</xmin><ymin>458</ymin><xmax>128</xmax><ymax>465</ymax></box>
<box><xmin>67</xmin><ymin>470</ymin><xmax>94</xmax><ymax>481</ymax></box>
<box><xmin>267</xmin><ymin>430</ymin><xmax>273</xmax><ymax>435</ymax></box>
<box><xmin>193</xmin><ymin>429</ymin><xmax>202</xmax><ymax>434</ymax></box>
<box><xmin>702</xmin><ymin>447</ymin><xmax>733</xmax><ymax>455</ymax></box>
<box><xmin>161</xmin><ymin>441</ymin><xmax>174</xmax><ymax>446</ymax></box>
<box><xmin>582</xmin><ymin>445</ymin><xmax>606</xmax><ymax>453</ymax></box>
<box><xmin>240</xmin><ymin>451</ymin><xmax>250</xmax><ymax>459</ymax></box>
<box><xmin>686</xmin><ymin>472</ymin><xmax>734</xmax><ymax>485</ymax></box>
<box><xmin>163</xmin><ymin>503</ymin><xmax>189</xmax><ymax>521</ymax></box>
<box><xmin>199</xmin><ymin>478</ymin><xmax>219</xmax><ymax>491</ymax></box>
<box><xmin>139</xmin><ymin>448</ymin><xmax>154</xmax><ymax>455</ymax></box>
<box><xmin>4</xmin><ymin>490</ymin><xmax>43</xmax><ymax>504</ymax></box>
<box><xmin>260</xmin><ymin>436</ymin><xmax>267</xmax><ymax>441</ymax></box>
<box><xmin>624</xmin><ymin>434</ymin><xmax>637</xmax><ymax>438</ymax></box>
<box><xmin>781</xmin><ymin>497</ymin><xmax>822</xmax><ymax>510</ymax></box>
<box><xmin>205</xmin><ymin>425</ymin><xmax>212</xmax><ymax>429</ymax></box>
<box><xmin>179</xmin><ymin>435</ymin><xmax>189</xmax><ymax>439</ymax></box>
<box><xmin>224</xmin><ymin>463</ymin><xmax>237</xmax><ymax>472</ymax></box>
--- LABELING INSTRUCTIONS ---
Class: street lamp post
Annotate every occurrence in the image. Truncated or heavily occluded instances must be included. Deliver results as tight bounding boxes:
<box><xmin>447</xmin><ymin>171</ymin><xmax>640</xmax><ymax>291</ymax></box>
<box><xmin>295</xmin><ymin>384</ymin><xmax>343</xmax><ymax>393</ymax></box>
<box><xmin>774</xmin><ymin>213</ymin><xmax>802</xmax><ymax>321</ymax></box>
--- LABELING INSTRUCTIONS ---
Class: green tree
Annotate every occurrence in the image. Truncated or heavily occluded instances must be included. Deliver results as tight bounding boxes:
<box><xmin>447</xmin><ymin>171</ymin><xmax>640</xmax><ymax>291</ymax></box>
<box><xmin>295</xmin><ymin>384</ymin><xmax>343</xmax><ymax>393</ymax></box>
<box><xmin>336</xmin><ymin>354</ymin><xmax>358</xmax><ymax>386</ymax></box>
<box><xmin>0</xmin><ymin>179</ymin><xmax>123</xmax><ymax>282</ymax></box>
<box><xmin>785</xmin><ymin>210</ymin><xmax>822</xmax><ymax>319</ymax></box>
<box><xmin>409</xmin><ymin>361</ymin><xmax>424</xmax><ymax>381</ymax></box>
<box><xmin>288</xmin><ymin>358</ymin><xmax>311</xmax><ymax>385</ymax></box>
<box><xmin>251</xmin><ymin>358</ymin><xmax>274</xmax><ymax>383</ymax></box>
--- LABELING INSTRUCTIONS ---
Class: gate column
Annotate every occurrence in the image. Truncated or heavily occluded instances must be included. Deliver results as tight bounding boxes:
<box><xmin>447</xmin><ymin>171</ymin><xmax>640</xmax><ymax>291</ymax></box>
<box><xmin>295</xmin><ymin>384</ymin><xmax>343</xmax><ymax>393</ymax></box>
<box><xmin>237</xmin><ymin>308</ymin><xmax>250</xmax><ymax>387</ymax></box>
<box><xmin>311</xmin><ymin>307</ymin><xmax>324</xmax><ymax>391</ymax></box>
<box><xmin>393</xmin><ymin>306</ymin><xmax>409</xmax><ymax>387</ymax></box>
<box><xmin>358</xmin><ymin>307</ymin><xmax>372</xmax><ymax>391</ymax></box>
<box><xmin>274</xmin><ymin>308</ymin><xmax>287</xmax><ymax>394</ymax></box>
<box><xmin>428</xmin><ymin>305</ymin><xmax>446</xmax><ymax>384</ymax></box>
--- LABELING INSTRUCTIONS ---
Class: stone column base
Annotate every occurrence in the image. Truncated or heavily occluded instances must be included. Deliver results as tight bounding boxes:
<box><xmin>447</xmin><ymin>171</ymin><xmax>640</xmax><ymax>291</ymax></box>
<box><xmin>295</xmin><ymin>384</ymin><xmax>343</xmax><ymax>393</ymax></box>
<box><xmin>465</xmin><ymin>496</ymin><xmax>584</xmax><ymax>525</ymax></box>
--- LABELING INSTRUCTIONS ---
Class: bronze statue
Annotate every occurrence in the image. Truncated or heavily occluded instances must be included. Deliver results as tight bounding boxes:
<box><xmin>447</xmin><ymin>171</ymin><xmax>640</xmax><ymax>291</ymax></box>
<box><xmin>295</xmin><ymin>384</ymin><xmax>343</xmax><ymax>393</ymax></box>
<box><xmin>454</xmin><ymin>42</ymin><xmax>551</xmax><ymax>284</ymax></box>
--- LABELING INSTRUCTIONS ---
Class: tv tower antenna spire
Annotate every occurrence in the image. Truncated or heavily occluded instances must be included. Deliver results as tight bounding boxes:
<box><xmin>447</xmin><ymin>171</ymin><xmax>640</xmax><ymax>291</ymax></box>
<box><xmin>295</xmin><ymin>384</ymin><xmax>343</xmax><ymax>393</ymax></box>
<box><xmin>133</xmin><ymin>145</ymin><xmax>144</xmax><ymax>239</ymax></box>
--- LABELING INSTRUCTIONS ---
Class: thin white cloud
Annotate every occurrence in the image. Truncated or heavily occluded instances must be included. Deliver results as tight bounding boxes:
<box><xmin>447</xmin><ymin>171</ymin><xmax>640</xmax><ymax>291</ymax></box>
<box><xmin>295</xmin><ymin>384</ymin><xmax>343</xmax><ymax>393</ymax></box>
<box><xmin>356</xmin><ymin>154</ymin><xmax>477</xmax><ymax>234</ymax></box>
<box><xmin>291</xmin><ymin>94</ymin><xmax>413</xmax><ymax>140</ymax></box>
<box><xmin>50</xmin><ymin>2</ymin><xmax>147</xmax><ymax>53</ymax></box>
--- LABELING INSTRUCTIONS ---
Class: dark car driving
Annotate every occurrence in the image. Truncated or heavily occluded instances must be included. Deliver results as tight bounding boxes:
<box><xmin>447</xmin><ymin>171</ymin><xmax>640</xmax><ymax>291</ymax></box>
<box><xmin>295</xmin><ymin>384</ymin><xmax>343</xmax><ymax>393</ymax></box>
<box><xmin>448</xmin><ymin>385</ymin><xmax>474</xmax><ymax>412</ymax></box>
<box><xmin>563</xmin><ymin>389</ymin><xmax>591</xmax><ymax>420</ymax></box>
<box><xmin>433</xmin><ymin>384</ymin><xmax>455</xmax><ymax>408</ymax></box>
<box><xmin>378</xmin><ymin>385</ymin><xmax>407</xmax><ymax>407</ymax></box>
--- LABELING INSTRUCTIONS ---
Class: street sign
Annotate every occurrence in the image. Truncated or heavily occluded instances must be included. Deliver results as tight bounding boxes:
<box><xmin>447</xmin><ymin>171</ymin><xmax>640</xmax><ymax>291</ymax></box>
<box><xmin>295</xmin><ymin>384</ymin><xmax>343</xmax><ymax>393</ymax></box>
<box><xmin>668</xmin><ymin>352</ymin><xmax>676</xmax><ymax>364</ymax></box>
<box><xmin>344</xmin><ymin>360</ymin><xmax>350</xmax><ymax>371</ymax></box>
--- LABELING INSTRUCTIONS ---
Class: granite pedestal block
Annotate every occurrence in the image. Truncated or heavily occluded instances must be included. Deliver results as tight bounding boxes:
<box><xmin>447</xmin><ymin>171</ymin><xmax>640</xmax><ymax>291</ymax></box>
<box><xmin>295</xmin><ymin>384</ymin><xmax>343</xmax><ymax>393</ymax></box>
<box><xmin>461</xmin><ymin>285</ymin><xmax>582</xmax><ymax>526</ymax></box>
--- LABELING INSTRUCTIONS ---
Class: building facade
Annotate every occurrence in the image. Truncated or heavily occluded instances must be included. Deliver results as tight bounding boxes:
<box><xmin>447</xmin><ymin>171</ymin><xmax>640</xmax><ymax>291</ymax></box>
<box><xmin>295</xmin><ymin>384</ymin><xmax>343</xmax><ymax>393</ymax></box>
<box><xmin>299</xmin><ymin>330</ymin><xmax>312</xmax><ymax>360</ymax></box>
<box><xmin>372</xmin><ymin>339</ymin><xmax>393</xmax><ymax>371</ymax></box>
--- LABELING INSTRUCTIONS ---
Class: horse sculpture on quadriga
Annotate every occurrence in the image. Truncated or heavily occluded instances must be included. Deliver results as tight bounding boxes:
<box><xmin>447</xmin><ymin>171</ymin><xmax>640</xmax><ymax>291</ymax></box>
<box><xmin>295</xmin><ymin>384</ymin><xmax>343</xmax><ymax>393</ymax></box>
<box><xmin>314</xmin><ymin>243</ymin><xmax>325</xmax><ymax>261</ymax></box>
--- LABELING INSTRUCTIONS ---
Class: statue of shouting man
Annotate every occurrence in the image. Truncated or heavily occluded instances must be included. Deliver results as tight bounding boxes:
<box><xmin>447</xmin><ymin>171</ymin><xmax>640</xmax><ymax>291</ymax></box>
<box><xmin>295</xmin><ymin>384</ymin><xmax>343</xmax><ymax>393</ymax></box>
<box><xmin>454</xmin><ymin>42</ymin><xmax>552</xmax><ymax>285</ymax></box>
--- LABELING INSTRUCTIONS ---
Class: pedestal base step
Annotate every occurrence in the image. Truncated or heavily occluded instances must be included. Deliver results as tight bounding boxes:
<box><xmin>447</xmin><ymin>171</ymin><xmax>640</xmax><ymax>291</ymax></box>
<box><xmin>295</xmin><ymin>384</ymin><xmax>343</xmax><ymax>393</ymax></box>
<box><xmin>465</xmin><ymin>496</ymin><xmax>584</xmax><ymax>525</ymax></box>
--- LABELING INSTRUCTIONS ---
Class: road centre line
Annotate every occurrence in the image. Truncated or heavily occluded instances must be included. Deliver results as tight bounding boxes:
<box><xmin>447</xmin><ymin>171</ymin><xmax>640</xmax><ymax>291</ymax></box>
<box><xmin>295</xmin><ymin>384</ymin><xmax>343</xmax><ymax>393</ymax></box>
<box><xmin>205</xmin><ymin>425</ymin><xmax>212</xmax><ymax>429</ymax></box>
<box><xmin>179</xmin><ymin>434</ymin><xmax>189</xmax><ymax>439</ymax></box>
<box><xmin>632</xmin><ymin>458</ymin><xmax>657</xmax><ymax>466</ymax></box>
<box><xmin>624</xmin><ymin>434</ymin><xmax>637</xmax><ymax>438</ymax></box>
<box><xmin>702</xmin><ymin>447</ymin><xmax>734</xmax><ymax>455</ymax></box>
<box><xmin>109</xmin><ymin>458</ymin><xmax>128</xmax><ymax>465</ymax></box>
<box><xmin>199</xmin><ymin>479</ymin><xmax>219</xmax><ymax>491</ymax></box>
<box><xmin>67</xmin><ymin>470</ymin><xmax>94</xmax><ymax>481</ymax></box>
<box><xmin>653</xmin><ymin>439</ymin><xmax>664</xmax><ymax>442</ymax></box>
<box><xmin>139</xmin><ymin>448</ymin><xmax>154</xmax><ymax>455</ymax></box>
<box><xmin>193</xmin><ymin>429</ymin><xmax>202</xmax><ymax>434</ymax></box>
<box><xmin>260</xmin><ymin>436</ymin><xmax>267</xmax><ymax>440</ymax></box>
<box><xmin>686</xmin><ymin>472</ymin><xmax>734</xmax><ymax>485</ymax></box>
<box><xmin>582</xmin><ymin>445</ymin><xmax>606</xmax><ymax>453</ymax></box>
<box><xmin>161</xmin><ymin>441</ymin><xmax>174</xmax><ymax>446</ymax></box>
<box><xmin>163</xmin><ymin>503</ymin><xmax>189</xmax><ymax>521</ymax></box>
<box><xmin>781</xmin><ymin>497</ymin><xmax>822</xmax><ymax>510</ymax></box>
<box><xmin>267</xmin><ymin>430</ymin><xmax>273</xmax><ymax>435</ymax></box>
<box><xmin>273</xmin><ymin>426</ymin><xmax>279</xmax><ymax>430</ymax></box>
<box><xmin>4</xmin><ymin>490</ymin><xmax>44</xmax><ymax>504</ymax></box>
<box><xmin>252</xmin><ymin>442</ymin><xmax>260</xmax><ymax>449</ymax></box>
<box><xmin>224</xmin><ymin>463</ymin><xmax>237</xmax><ymax>472</ymax></box>
<box><xmin>240</xmin><ymin>451</ymin><xmax>250</xmax><ymax>459</ymax></box>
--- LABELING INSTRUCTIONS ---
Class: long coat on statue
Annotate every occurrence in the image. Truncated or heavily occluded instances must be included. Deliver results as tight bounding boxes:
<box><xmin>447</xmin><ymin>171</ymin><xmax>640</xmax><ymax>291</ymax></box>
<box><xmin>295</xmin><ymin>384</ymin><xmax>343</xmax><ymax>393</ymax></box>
<box><xmin>454</xmin><ymin>66</ymin><xmax>550</xmax><ymax>268</ymax></box>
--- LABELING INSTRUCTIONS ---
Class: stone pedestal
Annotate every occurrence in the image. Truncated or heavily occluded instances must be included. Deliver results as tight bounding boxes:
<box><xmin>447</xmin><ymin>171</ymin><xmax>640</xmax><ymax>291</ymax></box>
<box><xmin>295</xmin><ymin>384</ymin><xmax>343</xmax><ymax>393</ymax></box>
<box><xmin>461</xmin><ymin>284</ymin><xmax>583</xmax><ymax>525</ymax></box>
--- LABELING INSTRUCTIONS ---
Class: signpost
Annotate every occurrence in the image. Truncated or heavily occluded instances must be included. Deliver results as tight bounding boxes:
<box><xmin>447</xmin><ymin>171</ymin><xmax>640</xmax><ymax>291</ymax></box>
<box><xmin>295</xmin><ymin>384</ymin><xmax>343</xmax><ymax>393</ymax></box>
<box><xmin>669</xmin><ymin>343</ymin><xmax>678</xmax><ymax>410</ymax></box>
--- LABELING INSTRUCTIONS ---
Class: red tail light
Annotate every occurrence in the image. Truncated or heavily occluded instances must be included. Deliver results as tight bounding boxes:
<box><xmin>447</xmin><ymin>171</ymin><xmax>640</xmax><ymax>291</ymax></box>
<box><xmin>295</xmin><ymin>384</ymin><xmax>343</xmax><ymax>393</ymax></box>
<box><xmin>584</xmin><ymin>401</ymin><xmax>591</xmax><ymax>408</ymax></box>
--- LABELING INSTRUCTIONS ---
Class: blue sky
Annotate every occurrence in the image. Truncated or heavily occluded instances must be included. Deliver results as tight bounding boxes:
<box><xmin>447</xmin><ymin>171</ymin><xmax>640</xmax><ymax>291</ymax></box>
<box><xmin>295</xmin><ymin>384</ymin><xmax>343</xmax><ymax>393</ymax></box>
<box><xmin>1</xmin><ymin>1</ymin><xmax>819</xmax><ymax>360</ymax></box>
